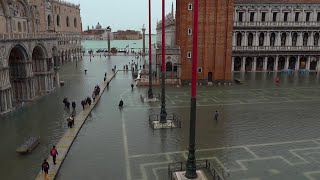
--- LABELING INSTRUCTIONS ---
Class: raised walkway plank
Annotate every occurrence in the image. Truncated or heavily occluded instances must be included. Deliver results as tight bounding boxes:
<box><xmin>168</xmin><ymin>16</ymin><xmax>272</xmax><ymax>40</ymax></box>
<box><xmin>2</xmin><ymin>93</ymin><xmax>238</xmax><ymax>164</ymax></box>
<box><xmin>35</xmin><ymin>71</ymin><xmax>117</xmax><ymax>180</ymax></box>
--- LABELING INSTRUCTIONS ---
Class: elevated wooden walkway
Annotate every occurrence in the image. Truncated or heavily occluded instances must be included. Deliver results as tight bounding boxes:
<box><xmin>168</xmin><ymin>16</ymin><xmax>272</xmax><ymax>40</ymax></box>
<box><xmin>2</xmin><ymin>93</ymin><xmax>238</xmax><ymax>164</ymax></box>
<box><xmin>35</xmin><ymin>71</ymin><xmax>117</xmax><ymax>180</ymax></box>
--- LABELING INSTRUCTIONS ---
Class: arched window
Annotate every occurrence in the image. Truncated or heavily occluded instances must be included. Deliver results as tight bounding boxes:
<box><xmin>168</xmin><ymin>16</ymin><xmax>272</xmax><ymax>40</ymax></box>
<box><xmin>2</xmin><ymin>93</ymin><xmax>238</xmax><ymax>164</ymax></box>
<box><xmin>48</xmin><ymin>15</ymin><xmax>51</xmax><ymax>27</ymax></box>
<box><xmin>314</xmin><ymin>33</ymin><xmax>319</xmax><ymax>46</ymax></box>
<box><xmin>292</xmin><ymin>33</ymin><xmax>298</xmax><ymax>46</ymax></box>
<box><xmin>236</xmin><ymin>33</ymin><xmax>242</xmax><ymax>46</ymax></box>
<box><xmin>57</xmin><ymin>15</ymin><xmax>60</xmax><ymax>26</ymax></box>
<box><xmin>166</xmin><ymin>62</ymin><xmax>172</xmax><ymax>72</ymax></box>
<box><xmin>281</xmin><ymin>33</ymin><xmax>286</xmax><ymax>46</ymax></box>
<box><xmin>66</xmin><ymin>16</ymin><xmax>69</xmax><ymax>27</ymax></box>
<box><xmin>248</xmin><ymin>33</ymin><xmax>253</xmax><ymax>46</ymax></box>
<box><xmin>74</xmin><ymin>18</ymin><xmax>77</xmax><ymax>27</ymax></box>
<box><xmin>259</xmin><ymin>33</ymin><xmax>264</xmax><ymax>46</ymax></box>
<box><xmin>303</xmin><ymin>33</ymin><xmax>309</xmax><ymax>46</ymax></box>
<box><xmin>270</xmin><ymin>33</ymin><xmax>275</xmax><ymax>46</ymax></box>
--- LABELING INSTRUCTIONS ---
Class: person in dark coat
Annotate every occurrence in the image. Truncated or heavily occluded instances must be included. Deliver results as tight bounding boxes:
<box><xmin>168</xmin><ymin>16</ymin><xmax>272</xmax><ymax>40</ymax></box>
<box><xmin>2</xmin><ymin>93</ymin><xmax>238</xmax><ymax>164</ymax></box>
<box><xmin>119</xmin><ymin>99</ymin><xmax>124</xmax><ymax>108</ymax></box>
<box><xmin>131</xmin><ymin>83</ymin><xmax>134</xmax><ymax>90</ymax></box>
<box><xmin>42</xmin><ymin>159</ymin><xmax>50</xmax><ymax>175</ymax></box>
<box><xmin>72</xmin><ymin>102</ymin><xmax>76</xmax><ymax>110</ymax></box>
<box><xmin>81</xmin><ymin>100</ymin><xmax>85</xmax><ymax>110</ymax></box>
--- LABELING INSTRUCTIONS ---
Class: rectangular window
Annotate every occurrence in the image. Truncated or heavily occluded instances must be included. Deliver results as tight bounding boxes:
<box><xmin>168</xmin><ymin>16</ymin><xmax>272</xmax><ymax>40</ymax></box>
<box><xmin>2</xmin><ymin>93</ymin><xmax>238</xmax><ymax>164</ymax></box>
<box><xmin>261</xmin><ymin>12</ymin><xmax>266</xmax><ymax>22</ymax></box>
<box><xmin>187</xmin><ymin>52</ymin><xmax>192</xmax><ymax>59</ymax></box>
<box><xmin>295</xmin><ymin>12</ymin><xmax>300</xmax><ymax>22</ymax></box>
<box><xmin>318</xmin><ymin>12</ymin><xmax>320</xmax><ymax>22</ymax></box>
<box><xmin>238</xmin><ymin>12</ymin><xmax>243</xmax><ymax>22</ymax></box>
<box><xmin>250</xmin><ymin>12</ymin><xmax>255</xmax><ymax>22</ymax></box>
<box><xmin>188</xmin><ymin>28</ymin><xmax>192</xmax><ymax>35</ymax></box>
<box><xmin>284</xmin><ymin>12</ymin><xmax>289</xmax><ymax>22</ymax></box>
<box><xmin>188</xmin><ymin>3</ymin><xmax>192</xmax><ymax>10</ymax></box>
<box><xmin>306</xmin><ymin>12</ymin><xmax>311</xmax><ymax>22</ymax></box>
<box><xmin>272</xmin><ymin>12</ymin><xmax>277</xmax><ymax>22</ymax></box>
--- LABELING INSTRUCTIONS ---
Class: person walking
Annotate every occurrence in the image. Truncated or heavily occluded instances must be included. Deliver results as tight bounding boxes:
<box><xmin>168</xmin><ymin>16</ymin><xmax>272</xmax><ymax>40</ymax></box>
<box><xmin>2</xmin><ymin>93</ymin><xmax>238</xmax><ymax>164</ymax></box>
<box><xmin>119</xmin><ymin>99</ymin><xmax>124</xmax><ymax>109</ymax></box>
<box><xmin>41</xmin><ymin>159</ymin><xmax>50</xmax><ymax>179</ymax></box>
<box><xmin>50</xmin><ymin>146</ymin><xmax>58</xmax><ymax>165</ymax></box>
<box><xmin>214</xmin><ymin>111</ymin><xmax>219</xmax><ymax>121</ymax></box>
<box><xmin>131</xmin><ymin>83</ymin><xmax>134</xmax><ymax>90</ymax></box>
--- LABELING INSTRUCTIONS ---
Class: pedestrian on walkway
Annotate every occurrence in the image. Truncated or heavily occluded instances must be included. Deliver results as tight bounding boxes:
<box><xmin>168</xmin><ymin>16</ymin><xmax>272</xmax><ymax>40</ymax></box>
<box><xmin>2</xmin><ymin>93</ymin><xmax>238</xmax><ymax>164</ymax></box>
<box><xmin>104</xmin><ymin>77</ymin><xmax>106</xmax><ymax>82</ymax></box>
<box><xmin>41</xmin><ymin>159</ymin><xmax>50</xmax><ymax>177</ymax></box>
<box><xmin>214</xmin><ymin>111</ymin><xmax>219</xmax><ymax>121</ymax></box>
<box><xmin>92</xmin><ymin>91</ymin><xmax>96</xmax><ymax>102</ymax></box>
<box><xmin>81</xmin><ymin>100</ymin><xmax>85</xmax><ymax>110</ymax></box>
<box><xmin>131</xmin><ymin>83</ymin><xmax>134</xmax><ymax>90</ymax></box>
<box><xmin>50</xmin><ymin>146</ymin><xmax>58</xmax><ymax>165</ymax></box>
<box><xmin>84</xmin><ymin>69</ymin><xmax>87</xmax><ymax>74</ymax></box>
<box><xmin>105</xmin><ymin>72</ymin><xmax>107</xmax><ymax>77</ymax></box>
<box><xmin>119</xmin><ymin>99</ymin><xmax>124</xmax><ymax>109</ymax></box>
<box><xmin>72</xmin><ymin>101</ymin><xmax>76</xmax><ymax>110</ymax></box>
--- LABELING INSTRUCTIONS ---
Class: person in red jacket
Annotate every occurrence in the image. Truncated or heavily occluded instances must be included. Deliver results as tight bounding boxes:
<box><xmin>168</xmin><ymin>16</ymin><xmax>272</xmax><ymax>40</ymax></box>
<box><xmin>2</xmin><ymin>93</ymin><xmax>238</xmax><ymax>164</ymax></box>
<box><xmin>50</xmin><ymin>146</ymin><xmax>58</xmax><ymax>165</ymax></box>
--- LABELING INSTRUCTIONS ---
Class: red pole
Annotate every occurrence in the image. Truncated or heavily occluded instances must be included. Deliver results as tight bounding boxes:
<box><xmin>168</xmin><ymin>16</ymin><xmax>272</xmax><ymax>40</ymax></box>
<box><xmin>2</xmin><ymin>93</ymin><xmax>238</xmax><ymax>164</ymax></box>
<box><xmin>185</xmin><ymin>0</ymin><xmax>199</xmax><ymax>178</ymax></box>
<box><xmin>192</xmin><ymin>0</ymin><xmax>198</xmax><ymax>97</ymax></box>
<box><xmin>149</xmin><ymin>0</ymin><xmax>152</xmax><ymax>66</ymax></box>
<box><xmin>161</xmin><ymin>0</ymin><xmax>165</xmax><ymax>72</ymax></box>
<box><xmin>148</xmin><ymin>0</ymin><xmax>153</xmax><ymax>98</ymax></box>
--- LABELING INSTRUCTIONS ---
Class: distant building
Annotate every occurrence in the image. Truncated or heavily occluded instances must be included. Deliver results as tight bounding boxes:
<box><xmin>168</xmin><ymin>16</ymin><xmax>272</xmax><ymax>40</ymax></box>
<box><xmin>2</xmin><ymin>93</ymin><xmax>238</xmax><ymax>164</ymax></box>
<box><xmin>156</xmin><ymin>3</ymin><xmax>181</xmax><ymax>85</ymax></box>
<box><xmin>81</xmin><ymin>22</ymin><xmax>113</xmax><ymax>40</ymax></box>
<box><xmin>113</xmin><ymin>30</ymin><xmax>142</xmax><ymax>40</ymax></box>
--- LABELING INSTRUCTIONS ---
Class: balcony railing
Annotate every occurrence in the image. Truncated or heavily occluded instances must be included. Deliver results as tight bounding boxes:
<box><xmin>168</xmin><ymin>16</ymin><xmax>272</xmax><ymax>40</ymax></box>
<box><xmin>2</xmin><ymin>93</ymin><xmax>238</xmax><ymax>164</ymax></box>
<box><xmin>0</xmin><ymin>32</ymin><xmax>82</xmax><ymax>41</ymax></box>
<box><xmin>234</xmin><ymin>21</ymin><xmax>320</xmax><ymax>27</ymax></box>
<box><xmin>233</xmin><ymin>45</ymin><xmax>320</xmax><ymax>51</ymax></box>
<box><xmin>0</xmin><ymin>33</ymin><xmax>58</xmax><ymax>40</ymax></box>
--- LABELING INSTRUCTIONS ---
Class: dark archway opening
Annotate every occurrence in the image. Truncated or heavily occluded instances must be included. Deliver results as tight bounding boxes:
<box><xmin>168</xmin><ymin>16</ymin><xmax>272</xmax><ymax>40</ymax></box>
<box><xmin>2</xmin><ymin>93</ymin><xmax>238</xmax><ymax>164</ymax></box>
<box><xmin>234</xmin><ymin>57</ymin><xmax>241</xmax><ymax>71</ymax></box>
<box><xmin>9</xmin><ymin>45</ymin><xmax>28</xmax><ymax>101</ymax></box>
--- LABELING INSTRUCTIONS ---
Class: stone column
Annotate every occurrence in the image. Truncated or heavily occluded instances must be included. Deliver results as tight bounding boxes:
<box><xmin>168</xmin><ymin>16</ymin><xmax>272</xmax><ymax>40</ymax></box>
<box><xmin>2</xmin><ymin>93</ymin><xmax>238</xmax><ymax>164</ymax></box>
<box><xmin>298</xmin><ymin>32</ymin><xmax>303</xmax><ymax>46</ymax></box>
<box><xmin>285</xmin><ymin>56</ymin><xmax>289</xmax><ymax>70</ymax></box>
<box><xmin>296</xmin><ymin>56</ymin><xmax>300</xmax><ymax>70</ymax></box>
<box><xmin>3</xmin><ymin>90</ymin><xmax>7</xmax><ymax>112</ymax></box>
<box><xmin>241</xmin><ymin>57</ymin><xmax>246</xmax><ymax>72</ymax></box>
<box><xmin>255</xmin><ymin>32</ymin><xmax>259</xmax><ymax>46</ymax></box>
<box><xmin>253</xmin><ymin>57</ymin><xmax>257</xmax><ymax>71</ymax></box>
<box><xmin>264</xmin><ymin>32</ymin><xmax>269</xmax><ymax>46</ymax></box>
<box><xmin>263</xmin><ymin>57</ymin><xmax>268</xmax><ymax>71</ymax></box>
<box><xmin>276</xmin><ymin>32</ymin><xmax>281</xmax><ymax>46</ymax></box>
<box><xmin>232</xmin><ymin>32</ymin><xmax>236</xmax><ymax>46</ymax></box>
<box><xmin>306</xmin><ymin>56</ymin><xmax>311</xmax><ymax>70</ymax></box>
<box><xmin>274</xmin><ymin>56</ymin><xmax>279</xmax><ymax>71</ymax></box>
<box><xmin>288</xmin><ymin>32</ymin><xmax>292</xmax><ymax>46</ymax></box>
<box><xmin>317</xmin><ymin>57</ymin><xmax>320</xmax><ymax>71</ymax></box>
<box><xmin>244</xmin><ymin>32</ymin><xmax>248</xmax><ymax>46</ymax></box>
<box><xmin>231</xmin><ymin>57</ymin><xmax>235</xmax><ymax>72</ymax></box>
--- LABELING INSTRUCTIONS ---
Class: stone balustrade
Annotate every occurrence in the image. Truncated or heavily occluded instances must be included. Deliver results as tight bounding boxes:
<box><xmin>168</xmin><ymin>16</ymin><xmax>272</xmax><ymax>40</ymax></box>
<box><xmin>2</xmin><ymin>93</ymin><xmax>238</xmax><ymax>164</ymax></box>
<box><xmin>233</xmin><ymin>45</ymin><xmax>320</xmax><ymax>51</ymax></box>
<box><xmin>234</xmin><ymin>21</ymin><xmax>320</xmax><ymax>28</ymax></box>
<box><xmin>0</xmin><ymin>33</ymin><xmax>81</xmax><ymax>41</ymax></box>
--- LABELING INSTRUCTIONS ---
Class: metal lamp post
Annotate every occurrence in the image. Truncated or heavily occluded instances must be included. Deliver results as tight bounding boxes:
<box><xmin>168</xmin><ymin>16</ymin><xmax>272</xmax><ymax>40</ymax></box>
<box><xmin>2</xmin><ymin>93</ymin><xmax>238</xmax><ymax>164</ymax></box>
<box><xmin>185</xmin><ymin>0</ymin><xmax>199</xmax><ymax>178</ymax></box>
<box><xmin>160</xmin><ymin>0</ymin><xmax>167</xmax><ymax>122</ymax></box>
<box><xmin>148</xmin><ymin>0</ymin><xmax>153</xmax><ymax>99</ymax></box>
<box><xmin>106</xmin><ymin>26</ymin><xmax>111</xmax><ymax>56</ymax></box>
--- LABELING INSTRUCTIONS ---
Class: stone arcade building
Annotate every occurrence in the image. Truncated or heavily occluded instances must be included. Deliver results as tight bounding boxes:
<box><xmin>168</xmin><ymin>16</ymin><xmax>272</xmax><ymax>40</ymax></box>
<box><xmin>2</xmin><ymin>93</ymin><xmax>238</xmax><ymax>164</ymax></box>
<box><xmin>0</xmin><ymin>0</ymin><xmax>82</xmax><ymax>115</ymax></box>
<box><xmin>233</xmin><ymin>0</ymin><xmax>320</xmax><ymax>72</ymax></box>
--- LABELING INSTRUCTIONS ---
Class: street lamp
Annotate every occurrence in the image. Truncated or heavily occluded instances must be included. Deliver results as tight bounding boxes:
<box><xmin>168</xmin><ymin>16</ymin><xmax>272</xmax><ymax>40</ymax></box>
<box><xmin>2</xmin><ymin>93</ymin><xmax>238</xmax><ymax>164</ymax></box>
<box><xmin>160</xmin><ymin>0</ymin><xmax>167</xmax><ymax>123</ymax></box>
<box><xmin>185</xmin><ymin>0</ymin><xmax>199</xmax><ymax>178</ymax></box>
<box><xmin>148</xmin><ymin>0</ymin><xmax>153</xmax><ymax>99</ymax></box>
<box><xmin>106</xmin><ymin>26</ymin><xmax>111</xmax><ymax>56</ymax></box>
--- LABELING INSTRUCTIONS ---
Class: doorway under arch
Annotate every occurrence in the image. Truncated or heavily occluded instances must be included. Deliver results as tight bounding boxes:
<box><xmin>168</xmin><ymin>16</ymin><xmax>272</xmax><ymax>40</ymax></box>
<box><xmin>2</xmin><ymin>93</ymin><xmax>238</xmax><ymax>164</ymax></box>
<box><xmin>8</xmin><ymin>44</ymin><xmax>29</xmax><ymax>101</ymax></box>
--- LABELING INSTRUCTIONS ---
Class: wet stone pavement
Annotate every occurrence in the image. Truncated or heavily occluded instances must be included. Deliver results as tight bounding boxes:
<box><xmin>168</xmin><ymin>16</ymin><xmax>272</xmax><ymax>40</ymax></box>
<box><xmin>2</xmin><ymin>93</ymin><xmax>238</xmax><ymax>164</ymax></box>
<box><xmin>2</xmin><ymin>55</ymin><xmax>320</xmax><ymax>180</ymax></box>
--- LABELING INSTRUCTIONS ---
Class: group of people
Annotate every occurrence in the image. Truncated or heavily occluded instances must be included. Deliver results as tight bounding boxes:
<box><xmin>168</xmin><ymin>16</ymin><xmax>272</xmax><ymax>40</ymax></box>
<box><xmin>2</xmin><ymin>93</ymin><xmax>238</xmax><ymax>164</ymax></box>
<box><xmin>41</xmin><ymin>146</ymin><xmax>59</xmax><ymax>179</ymax></box>
<box><xmin>63</xmin><ymin>98</ymin><xmax>77</xmax><ymax>111</ymax></box>
<box><xmin>81</xmin><ymin>96</ymin><xmax>92</xmax><ymax>110</ymax></box>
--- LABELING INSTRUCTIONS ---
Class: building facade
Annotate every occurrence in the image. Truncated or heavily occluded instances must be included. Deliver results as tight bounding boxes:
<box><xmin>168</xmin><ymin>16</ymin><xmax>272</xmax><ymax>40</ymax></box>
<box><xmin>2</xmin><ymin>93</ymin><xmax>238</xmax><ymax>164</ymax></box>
<box><xmin>81</xmin><ymin>23</ymin><xmax>114</xmax><ymax>40</ymax></box>
<box><xmin>175</xmin><ymin>0</ymin><xmax>234</xmax><ymax>84</ymax></box>
<box><xmin>113</xmin><ymin>30</ymin><xmax>142</xmax><ymax>40</ymax></box>
<box><xmin>155</xmin><ymin>3</ymin><xmax>181</xmax><ymax>84</ymax></box>
<box><xmin>0</xmin><ymin>0</ymin><xmax>82</xmax><ymax>115</ymax></box>
<box><xmin>233</xmin><ymin>0</ymin><xmax>320</xmax><ymax>72</ymax></box>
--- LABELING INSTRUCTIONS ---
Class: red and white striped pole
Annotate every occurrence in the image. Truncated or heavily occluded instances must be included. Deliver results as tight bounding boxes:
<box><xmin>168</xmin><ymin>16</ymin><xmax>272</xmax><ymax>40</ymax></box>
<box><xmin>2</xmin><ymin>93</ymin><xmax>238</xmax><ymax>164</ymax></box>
<box><xmin>185</xmin><ymin>0</ymin><xmax>198</xmax><ymax>178</ymax></box>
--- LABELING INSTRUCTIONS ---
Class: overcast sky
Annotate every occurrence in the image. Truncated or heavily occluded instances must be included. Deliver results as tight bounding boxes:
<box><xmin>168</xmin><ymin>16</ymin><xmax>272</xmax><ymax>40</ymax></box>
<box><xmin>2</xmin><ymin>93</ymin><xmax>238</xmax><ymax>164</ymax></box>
<box><xmin>67</xmin><ymin>0</ymin><xmax>175</xmax><ymax>33</ymax></box>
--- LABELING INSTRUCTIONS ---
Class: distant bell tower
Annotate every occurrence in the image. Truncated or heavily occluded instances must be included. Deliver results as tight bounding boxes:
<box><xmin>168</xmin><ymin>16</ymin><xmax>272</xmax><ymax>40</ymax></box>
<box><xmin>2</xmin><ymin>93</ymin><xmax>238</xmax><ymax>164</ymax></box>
<box><xmin>176</xmin><ymin>0</ymin><xmax>234</xmax><ymax>83</ymax></box>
